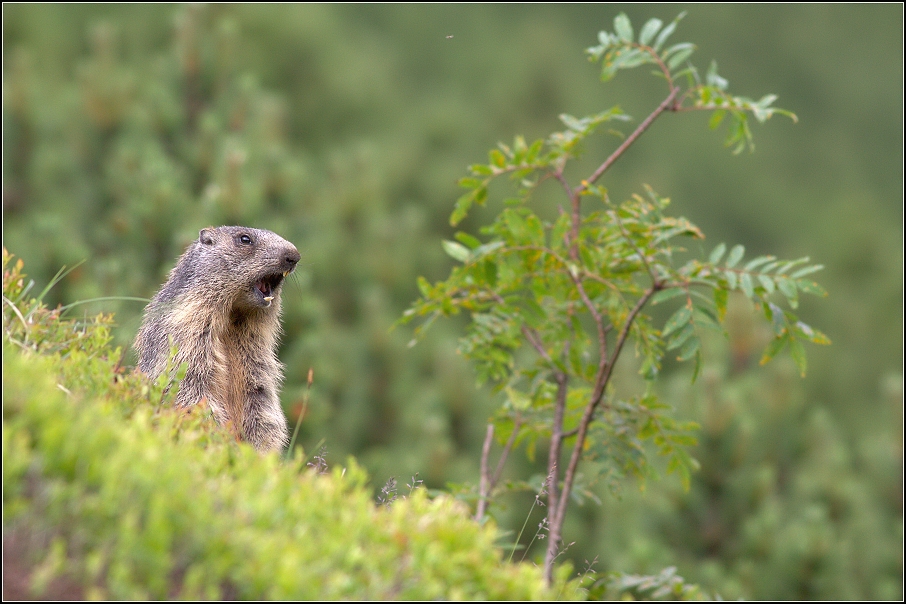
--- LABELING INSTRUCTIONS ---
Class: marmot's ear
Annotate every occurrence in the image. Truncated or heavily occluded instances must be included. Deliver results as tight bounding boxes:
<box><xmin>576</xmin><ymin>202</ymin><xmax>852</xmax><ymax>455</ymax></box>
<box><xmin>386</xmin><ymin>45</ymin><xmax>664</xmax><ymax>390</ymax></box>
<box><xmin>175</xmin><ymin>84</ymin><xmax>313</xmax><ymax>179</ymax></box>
<box><xmin>199</xmin><ymin>228</ymin><xmax>215</xmax><ymax>246</ymax></box>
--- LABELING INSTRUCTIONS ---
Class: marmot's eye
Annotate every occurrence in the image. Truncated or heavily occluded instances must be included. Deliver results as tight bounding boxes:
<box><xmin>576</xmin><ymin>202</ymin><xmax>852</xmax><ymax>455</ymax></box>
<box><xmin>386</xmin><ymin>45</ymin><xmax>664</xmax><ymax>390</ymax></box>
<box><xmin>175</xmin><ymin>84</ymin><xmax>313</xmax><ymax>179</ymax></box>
<box><xmin>238</xmin><ymin>234</ymin><xmax>254</xmax><ymax>245</ymax></box>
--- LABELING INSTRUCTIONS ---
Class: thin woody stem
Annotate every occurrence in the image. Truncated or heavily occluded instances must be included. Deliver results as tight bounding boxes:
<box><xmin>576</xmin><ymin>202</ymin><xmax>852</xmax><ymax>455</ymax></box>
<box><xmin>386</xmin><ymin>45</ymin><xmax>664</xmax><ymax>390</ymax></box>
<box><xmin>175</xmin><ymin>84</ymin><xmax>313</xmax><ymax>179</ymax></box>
<box><xmin>545</xmin><ymin>371</ymin><xmax>569</xmax><ymax>524</ymax></box>
<box><xmin>576</xmin><ymin>85</ymin><xmax>680</xmax><ymax>197</ymax></box>
<box><xmin>566</xmin><ymin>82</ymin><xmax>678</xmax><ymax>306</ymax></box>
<box><xmin>554</xmin><ymin>169</ymin><xmax>574</xmax><ymax>201</ymax></box>
<box><xmin>544</xmin><ymin>86</ymin><xmax>680</xmax><ymax>583</ymax></box>
<box><xmin>492</xmin><ymin>416</ymin><xmax>522</xmax><ymax>487</ymax></box>
<box><xmin>571</xmin><ymin>271</ymin><xmax>610</xmax><ymax>368</ymax></box>
<box><xmin>476</xmin><ymin>417</ymin><xmax>523</xmax><ymax>522</ymax></box>
<box><xmin>476</xmin><ymin>424</ymin><xmax>494</xmax><ymax>521</ymax></box>
<box><xmin>543</xmin><ymin>284</ymin><xmax>661</xmax><ymax>582</ymax></box>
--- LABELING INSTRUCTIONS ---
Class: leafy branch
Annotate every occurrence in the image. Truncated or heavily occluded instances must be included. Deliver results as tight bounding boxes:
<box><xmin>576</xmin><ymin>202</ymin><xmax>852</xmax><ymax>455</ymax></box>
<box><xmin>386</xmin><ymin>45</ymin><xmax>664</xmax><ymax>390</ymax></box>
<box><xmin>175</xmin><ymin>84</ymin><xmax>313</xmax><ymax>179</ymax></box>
<box><xmin>400</xmin><ymin>13</ymin><xmax>826</xmax><ymax>585</ymax></box>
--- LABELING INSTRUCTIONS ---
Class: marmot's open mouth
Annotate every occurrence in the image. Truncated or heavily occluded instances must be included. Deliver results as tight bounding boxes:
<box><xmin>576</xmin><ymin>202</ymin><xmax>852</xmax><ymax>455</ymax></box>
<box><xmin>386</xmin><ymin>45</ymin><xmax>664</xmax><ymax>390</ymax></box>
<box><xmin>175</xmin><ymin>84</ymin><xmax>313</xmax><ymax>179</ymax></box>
<box><xmin>255</xmin><ymin>271</ymin><xmax>290</xmax><ymax>307</ymax></box>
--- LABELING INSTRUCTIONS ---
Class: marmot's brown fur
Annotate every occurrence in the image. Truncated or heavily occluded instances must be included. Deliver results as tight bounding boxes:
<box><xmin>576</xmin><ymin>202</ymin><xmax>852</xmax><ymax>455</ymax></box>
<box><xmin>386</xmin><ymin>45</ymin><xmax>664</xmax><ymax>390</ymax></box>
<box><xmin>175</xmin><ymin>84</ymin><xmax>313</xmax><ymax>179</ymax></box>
<box><xmin>135</xmin><ymin>226</ymin><xmax>300</xmax><ymax>453</ymax></box>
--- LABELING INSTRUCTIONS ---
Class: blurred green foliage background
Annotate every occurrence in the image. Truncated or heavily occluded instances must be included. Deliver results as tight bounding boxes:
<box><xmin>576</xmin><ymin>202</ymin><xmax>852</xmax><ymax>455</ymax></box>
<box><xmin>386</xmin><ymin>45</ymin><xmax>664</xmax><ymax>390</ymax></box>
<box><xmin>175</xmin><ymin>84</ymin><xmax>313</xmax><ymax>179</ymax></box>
<box><xmin>3</xmin><ymin>4</ymin><xmax>901</xmax><ymax>599</ymax></box>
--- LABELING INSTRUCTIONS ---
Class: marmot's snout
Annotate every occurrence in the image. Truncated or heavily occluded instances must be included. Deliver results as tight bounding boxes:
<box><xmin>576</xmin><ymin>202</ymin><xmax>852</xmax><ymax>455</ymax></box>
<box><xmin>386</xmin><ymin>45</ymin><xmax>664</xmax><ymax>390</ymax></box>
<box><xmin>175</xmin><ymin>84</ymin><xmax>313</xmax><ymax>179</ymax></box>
<box><xmin>256</xmin><ymin>245</ymin><xmax>300</xmax><ymax>306</ymax></box>
<box><xmin>282</xmin><ymin>247</ymin><xmax>301</xmax><ymax>274</ymax></box>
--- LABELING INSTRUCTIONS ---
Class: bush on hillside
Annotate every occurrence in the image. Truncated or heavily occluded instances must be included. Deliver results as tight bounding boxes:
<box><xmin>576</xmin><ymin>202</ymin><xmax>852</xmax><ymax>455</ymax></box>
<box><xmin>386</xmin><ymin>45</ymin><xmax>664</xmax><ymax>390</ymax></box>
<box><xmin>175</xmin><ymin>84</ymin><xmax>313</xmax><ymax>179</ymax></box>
<box><xmin>2</xmin><ymin>250</ymin><xmax>564</xmax><ymax>600</ymax></box>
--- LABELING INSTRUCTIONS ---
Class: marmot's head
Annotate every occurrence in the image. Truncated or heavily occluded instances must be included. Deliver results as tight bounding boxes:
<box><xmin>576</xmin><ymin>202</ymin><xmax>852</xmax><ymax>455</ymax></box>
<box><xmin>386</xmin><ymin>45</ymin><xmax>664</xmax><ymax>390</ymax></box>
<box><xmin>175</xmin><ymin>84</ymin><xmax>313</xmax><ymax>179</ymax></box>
<box><xmin>196</xmin><ymin>226</ymin><xmax>300</xmax><ymax>313</ymax></box>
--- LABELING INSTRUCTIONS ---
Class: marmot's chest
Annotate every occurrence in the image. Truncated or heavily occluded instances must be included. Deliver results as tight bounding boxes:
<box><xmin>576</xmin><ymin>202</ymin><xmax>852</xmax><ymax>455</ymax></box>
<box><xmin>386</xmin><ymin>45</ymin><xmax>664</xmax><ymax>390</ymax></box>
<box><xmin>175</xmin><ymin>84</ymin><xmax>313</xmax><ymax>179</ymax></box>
<box><xmin>213</xmin><ymin>327</ymin><xmax>275</xmax><ymax>400</ymax></box>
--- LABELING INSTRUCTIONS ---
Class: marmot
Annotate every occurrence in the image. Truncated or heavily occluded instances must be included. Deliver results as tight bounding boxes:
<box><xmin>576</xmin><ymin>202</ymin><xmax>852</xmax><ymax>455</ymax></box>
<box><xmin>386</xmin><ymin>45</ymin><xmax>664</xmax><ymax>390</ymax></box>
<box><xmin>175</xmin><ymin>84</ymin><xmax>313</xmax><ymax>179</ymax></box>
<box><xmin>135</xmin><ymin>226</ymin><xmax>300</xmax><ymax>453</ymax></box>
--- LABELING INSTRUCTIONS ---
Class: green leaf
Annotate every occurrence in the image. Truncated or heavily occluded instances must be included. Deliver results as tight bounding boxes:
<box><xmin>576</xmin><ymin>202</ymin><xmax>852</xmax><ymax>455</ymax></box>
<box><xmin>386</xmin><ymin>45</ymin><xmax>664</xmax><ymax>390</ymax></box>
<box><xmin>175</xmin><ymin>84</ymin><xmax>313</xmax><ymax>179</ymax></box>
<box><xmin>757</xmin><ymin>274</ymin><xmax>775</xmax><ymax>294</ymax></box>
<box><xmin>777</xmin><ymin>276</ymin><xmax>798</xmax><ymax>308</ymax></box>
<box><xmin>713</xmin><ymin>287</ymin><xmax>728</xmax><ymax>322</ymax></box>
<box><xmin>759</xmin><ymin>260</ymin><xmax>780</xmax><ymax>274</ymax></box>
<box><xmin>505</xmin><ymin>386</ymin><xmax>532</xmax><ymax>411</ymax></box>
<box><xmin>706</xmin><ymin>60</ymin><xmax>728</xmax><ymax>90</ymax></box>
<box><xmin>560</xmin><ymin>113</ymin><xmax>584</xmax><ymax>132</ymax></box>
<box><xmin>709</xmin><ymin>242</ymin><xmax>726</xmax><ymax>264</ymax></box>
<box><xmin>662</xmin><ymin>304</ymin><xmax>692</xmax><ymax>337</ymax></box>
<box><xmin>482</xmin><ymin>259</ymin><xmax>498</xmax><ymax>287</ymax></box>
<box><xmin>417</xmin><ymin>276</ymin><xmax>431</xmax><ymax>297</ymax></box>
<box><xmin>442</xmin><ymin>240</ymin><xmax>471</xmax><ymax>263</ymax></box>
<box><xmin>767</xmin><ymin>303</ymin><xmax>786</xmax><ymax>336</ymax></box>
<box><xmin>513</xmin><ymin>134</ymin><xmax>527</xmax><ymax>156</ymax></box>
<box><xmin>526</xmin><ymin>138</ymin><xmax>544</xmax><ymax>162</ymax></box>
<box><xmin>640</xmin><ymin>356</ymin><xmax>660</xmax><ymax>381</ymax></box>
<box><xmin>639</xmin><ymin>18</ymin><xmax>662</xmax><ymax>45</ymax></box>
<box><xmin>725</xmin><ymin>271</ymin><xmax>737</xmax><ymax>290</ymax></box>
<box><xmin>504</xmin><ymin>209</ymin><xmax>527</xmax><ymax>242</ymax></box>
<box><xmin>452</xmin><ymin>184</ymin><xmax>489</xmax><ymax>226</ymax></box>
<box><xmin>739</xmin><ymin>272</ymin><xmax>754</xmax><ymax>299</ymax></box>
<box><xmin>666</xmin><ymin>323</ymin><xmax>695</xmax><ymax>351</ymax></box>
<box><xmin>750</xmin><ymin>94</ymin><xmax>779</xmax><ymax>122</ymax></box>
<box><xmin>791</xmin><ymin>264</ymin><xmax>824</xmax><ymax>278</ymax></box>
<box><xmin>709</xmin><ymin>109</ymin><xmax>727</xmax><ymax>130</ymax></box>
<box><xmin>760</xmin><ymin>334</ymin><xmax>788</xmax><ymax>366</ymax></box>
<box><xmin>692</xmin><ymin>304</ymin><xmax>721</xmax><ymax>330</ymax></box>
<box><xmin>744</xmin><ymin>255</ymin><xmax>775</xmax><ymax>271</ymax></box>
<box><xmin>773</xmin><ymin>257</ymin><xmax>809</xmax><ymax>274</ymax></box>
<box><xmin>722</xmin><ymin>111</ymin><xmax>753</xmax><ymax>153</ymax></box>
<box><xmin>613</xmin><ymin>48</ymin><xmax>651</xmax><ymax>70</ymax></box>
<box><xmin>789</xmin><ymin>336</ymin><xmax>807</xmax><ymax>377</ymax></box>
<box><xmin>475</xmin><ymin>184</ymin><xmax>488</xmax><ymax>204</ymax></box>
<box><xmin>794</xmin><ymin>321</ymin><xmax>831</xmax><ymax>345</ymax></box>
<box><xmin>614</xmin><ymin>13</ymin><xmax>634</xmax><ymax>42</ymax></box>
<box><xmin>725</xmin><ymin>244</ymin><xmax>744</xmax><ymax>268</ymax></box>
<box><xmin>796</xmin><ymin>279</ymin><xmax>828</xmax><ymax>297</ymax></box>
<box><xmin>690</xmin><ymin>348</ymin><xmax>703</xmax><ymax>382</ymax></box>
<box><xmin>665</xmin><ymin>43</ymin><xmax>695</xmax><ymax>70</ymax></box>
<box><xmin>524</xmin><ymin>213</ymin><xmax>545</xmax><ymax>245</ymax></box>
<box><xmin>459</xmin><ymin>176</ymin><xmax>483</xmax><ymax>189</ymax></box>
<box><xmin>652</xmin><ymin>12</ymin><xmax>685</xmax><ymax>52</ymax></box>
<box><xmin>451</xmin><ymin>192</ymin><xmax>473</xmax><ymax>226</ymax></box>
<box><xmin>474</xmin><ymin>240</ymin><xmax>504</xmax><ymax>257</ymax></box>
<box><xmin>455</xmin><ymin>232</ymin><xmax>482</xmax><ymax>250</ymax></box>
<box><xmin>651</xmin><ymin>287</ymin><xmax>686</xmax><ymax>305</ymax></box>
<box><xmin>599</xmin><ymin>62</ymin><xmax>618</xmax><ymax>83</ymax></box>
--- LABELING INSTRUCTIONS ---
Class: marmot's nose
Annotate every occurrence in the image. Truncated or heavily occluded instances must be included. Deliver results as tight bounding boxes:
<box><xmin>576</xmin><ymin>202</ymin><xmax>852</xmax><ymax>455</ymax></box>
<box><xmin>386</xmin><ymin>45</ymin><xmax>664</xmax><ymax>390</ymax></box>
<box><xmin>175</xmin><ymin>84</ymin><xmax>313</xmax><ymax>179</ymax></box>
<box><xmin>284</xmin><ymin>247</ymin><xmax>301</xmax><ymax>270</ymax></box>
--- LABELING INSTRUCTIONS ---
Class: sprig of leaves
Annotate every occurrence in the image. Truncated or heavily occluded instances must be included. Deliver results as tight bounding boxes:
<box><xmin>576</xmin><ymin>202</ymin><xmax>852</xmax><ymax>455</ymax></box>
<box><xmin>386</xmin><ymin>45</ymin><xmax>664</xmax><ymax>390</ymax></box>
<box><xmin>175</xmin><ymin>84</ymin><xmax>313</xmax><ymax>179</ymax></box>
<box><xmin>587</xmin><ymin>12</ymin><xmax>797</xmax><ymax>153</ymax></box>
<box><xmin>663</xmin><ymin>243</ymin><xmax>831</xmax><ymax>377</ymax></box>
<box><xmin>451</xmin><ymin>106</ymin><xmax>631</xmax><ymax>226</ymax></box>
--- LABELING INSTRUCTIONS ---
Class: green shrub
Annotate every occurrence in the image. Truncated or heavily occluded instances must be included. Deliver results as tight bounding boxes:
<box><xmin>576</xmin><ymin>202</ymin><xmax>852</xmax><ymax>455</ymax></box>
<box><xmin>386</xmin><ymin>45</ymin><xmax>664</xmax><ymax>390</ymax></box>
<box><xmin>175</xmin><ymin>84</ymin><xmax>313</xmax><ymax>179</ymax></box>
<box><xmin>401</xmin><ymin>13</ymin><xmax>826</xmax><ymax>586</ymax></box>
<box><xmin>2</xmin><ymin>251</ymin><xmax>564</xmax><ymax>600</ymax></box>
